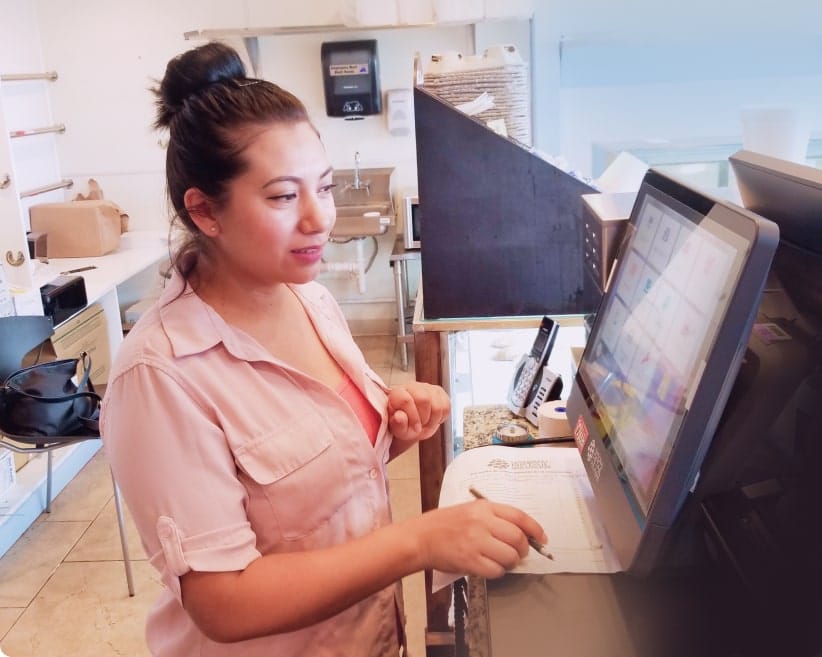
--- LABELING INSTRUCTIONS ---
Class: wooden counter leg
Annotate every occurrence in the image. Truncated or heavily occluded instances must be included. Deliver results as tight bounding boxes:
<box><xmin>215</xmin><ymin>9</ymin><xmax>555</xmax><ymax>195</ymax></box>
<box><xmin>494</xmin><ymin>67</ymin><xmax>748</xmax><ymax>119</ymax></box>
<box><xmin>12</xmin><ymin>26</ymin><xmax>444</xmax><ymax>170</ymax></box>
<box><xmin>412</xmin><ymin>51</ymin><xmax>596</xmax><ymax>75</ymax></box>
<box><xmin>414</xmin><ymin>329</ymin><xmax>455</xmax><ymax>656</ymax></box>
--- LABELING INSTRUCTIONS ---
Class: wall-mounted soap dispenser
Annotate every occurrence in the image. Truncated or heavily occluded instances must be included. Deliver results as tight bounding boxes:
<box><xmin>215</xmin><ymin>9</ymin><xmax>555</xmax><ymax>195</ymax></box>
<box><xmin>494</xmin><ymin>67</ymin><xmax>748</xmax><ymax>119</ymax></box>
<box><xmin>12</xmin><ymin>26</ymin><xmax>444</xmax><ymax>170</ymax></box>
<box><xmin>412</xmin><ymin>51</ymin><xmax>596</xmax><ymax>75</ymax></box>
<box><xmin>386</xmin><ymin>88</ymin><xmax>413</xmax><ymax>136</ymax></box>
<box><xmin>321</xmin><ymin>39</ymin><xmax>381</xmax><ymax>119</ymax></box>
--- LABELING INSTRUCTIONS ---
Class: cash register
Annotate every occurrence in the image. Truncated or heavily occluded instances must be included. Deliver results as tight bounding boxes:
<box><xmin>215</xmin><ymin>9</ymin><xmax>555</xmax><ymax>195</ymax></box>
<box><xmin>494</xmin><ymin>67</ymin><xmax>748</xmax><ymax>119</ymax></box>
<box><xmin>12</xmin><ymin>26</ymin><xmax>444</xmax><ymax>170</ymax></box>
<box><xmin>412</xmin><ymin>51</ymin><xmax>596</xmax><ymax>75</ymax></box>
<box><xmin>482</xmin><ymin>167</ymin><xmax>789</xmax><ymax>657</ymax></box>
<box><xmin>694</xmin><ymin>151</ymin><xmax>822</xmax><ymax>656</ymax></box>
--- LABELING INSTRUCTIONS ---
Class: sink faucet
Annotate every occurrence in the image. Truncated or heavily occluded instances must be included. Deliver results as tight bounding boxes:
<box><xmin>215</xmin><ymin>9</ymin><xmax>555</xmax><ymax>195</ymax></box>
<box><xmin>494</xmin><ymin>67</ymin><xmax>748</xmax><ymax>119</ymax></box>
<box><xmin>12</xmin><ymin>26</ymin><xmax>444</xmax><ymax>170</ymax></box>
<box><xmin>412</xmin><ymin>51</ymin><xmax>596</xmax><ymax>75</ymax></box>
<box><xmin>345</xmin><ymin>151</ymin><xmax>370</xmax><ymax>194</ymax></box>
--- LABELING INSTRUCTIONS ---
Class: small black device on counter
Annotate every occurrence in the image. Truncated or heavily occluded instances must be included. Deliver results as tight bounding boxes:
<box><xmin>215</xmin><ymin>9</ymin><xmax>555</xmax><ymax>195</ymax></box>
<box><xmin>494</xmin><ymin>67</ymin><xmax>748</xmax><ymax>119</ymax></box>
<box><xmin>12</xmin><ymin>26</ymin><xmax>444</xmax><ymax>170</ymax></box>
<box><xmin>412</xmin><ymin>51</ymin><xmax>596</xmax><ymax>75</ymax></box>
<box><xmin>321</xmin><ymin>39</ymin><xmax>381</xmax><ymax>118</ymax></box>
<box><xmin>40</xmin><ymin>274</ymin><xmax>87</xmax><ymax>325</ymax></box>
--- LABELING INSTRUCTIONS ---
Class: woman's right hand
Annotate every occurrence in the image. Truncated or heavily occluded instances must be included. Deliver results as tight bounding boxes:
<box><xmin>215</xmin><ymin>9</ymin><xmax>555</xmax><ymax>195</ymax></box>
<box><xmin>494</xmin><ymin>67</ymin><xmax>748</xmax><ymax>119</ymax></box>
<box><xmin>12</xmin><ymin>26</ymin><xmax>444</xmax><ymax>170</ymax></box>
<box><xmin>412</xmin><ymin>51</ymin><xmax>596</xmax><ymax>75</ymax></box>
<box><xmin>404</xmin><ymin>499</ymin><xmax>548</xmax><ymax>579</ymax></box>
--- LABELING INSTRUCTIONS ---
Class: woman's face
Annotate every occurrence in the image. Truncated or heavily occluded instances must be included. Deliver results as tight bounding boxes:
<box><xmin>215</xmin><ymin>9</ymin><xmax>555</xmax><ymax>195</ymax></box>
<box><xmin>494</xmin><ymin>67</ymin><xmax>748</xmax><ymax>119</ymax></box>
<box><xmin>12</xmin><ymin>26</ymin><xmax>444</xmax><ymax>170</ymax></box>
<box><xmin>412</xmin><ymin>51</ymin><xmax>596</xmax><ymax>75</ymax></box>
<box><xmin>209</xmin><ymin>121</ymin><xmax>336</xmax><ymax>287</ymax></box>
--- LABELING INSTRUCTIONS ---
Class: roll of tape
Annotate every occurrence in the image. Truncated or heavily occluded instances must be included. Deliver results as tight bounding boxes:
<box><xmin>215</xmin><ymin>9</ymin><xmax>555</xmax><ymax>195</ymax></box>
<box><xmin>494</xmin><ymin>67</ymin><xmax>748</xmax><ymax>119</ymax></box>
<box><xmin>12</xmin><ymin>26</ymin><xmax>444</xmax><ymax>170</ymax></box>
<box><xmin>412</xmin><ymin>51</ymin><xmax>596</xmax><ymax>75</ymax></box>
<box><xmin>537</xmin><ymin>400</ymin><xmax>572</xmax><ymax>439</ymax></box>
<box><xmin>494</xmin><ymin>421</ymin><xmax>530</xmax><ymax>444</ymax></box>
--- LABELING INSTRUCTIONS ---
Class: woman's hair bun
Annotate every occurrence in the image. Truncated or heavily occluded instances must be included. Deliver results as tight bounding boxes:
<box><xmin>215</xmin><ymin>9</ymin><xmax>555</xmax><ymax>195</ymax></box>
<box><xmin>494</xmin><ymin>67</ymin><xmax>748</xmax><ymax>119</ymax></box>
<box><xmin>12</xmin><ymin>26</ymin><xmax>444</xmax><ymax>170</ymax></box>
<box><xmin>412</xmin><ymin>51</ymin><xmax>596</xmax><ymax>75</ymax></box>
<box><xmin>154</xmin><ymin>42</ymin><xmax>247</xmax><ymax>128</ymax></box>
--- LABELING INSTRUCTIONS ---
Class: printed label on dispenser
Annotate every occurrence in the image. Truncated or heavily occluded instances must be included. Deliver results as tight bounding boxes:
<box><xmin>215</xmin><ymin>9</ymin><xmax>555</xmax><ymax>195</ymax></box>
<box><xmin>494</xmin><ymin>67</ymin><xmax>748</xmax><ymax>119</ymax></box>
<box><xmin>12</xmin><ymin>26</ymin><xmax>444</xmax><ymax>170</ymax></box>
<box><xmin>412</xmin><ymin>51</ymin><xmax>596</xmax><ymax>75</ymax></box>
<box><xmin>330</xmin><ymin>64</ymin><xmax>369</xmax><ymax>76</ymax></box>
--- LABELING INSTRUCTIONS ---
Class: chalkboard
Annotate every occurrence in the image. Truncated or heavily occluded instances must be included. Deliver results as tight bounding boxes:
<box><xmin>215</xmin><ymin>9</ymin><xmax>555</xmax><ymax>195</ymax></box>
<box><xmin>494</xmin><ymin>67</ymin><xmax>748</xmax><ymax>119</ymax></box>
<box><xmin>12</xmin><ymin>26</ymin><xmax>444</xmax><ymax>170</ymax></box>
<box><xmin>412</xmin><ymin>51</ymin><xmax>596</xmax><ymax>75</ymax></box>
<box><xmin>414</xmin><ymin>86</ymin><xmax>600</xmax><ymax>319</ymax></box>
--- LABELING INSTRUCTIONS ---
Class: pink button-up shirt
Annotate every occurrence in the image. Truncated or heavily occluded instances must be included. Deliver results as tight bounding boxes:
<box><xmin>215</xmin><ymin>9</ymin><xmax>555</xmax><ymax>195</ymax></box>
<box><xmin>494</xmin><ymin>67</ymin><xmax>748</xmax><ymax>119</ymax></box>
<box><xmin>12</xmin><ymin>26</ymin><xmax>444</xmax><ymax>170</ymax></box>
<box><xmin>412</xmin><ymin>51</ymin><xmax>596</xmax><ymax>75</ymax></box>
<box><xmin>101</xmin><ymin>272</ymin><xmax>403</xmax><ymax>657</ymax></box>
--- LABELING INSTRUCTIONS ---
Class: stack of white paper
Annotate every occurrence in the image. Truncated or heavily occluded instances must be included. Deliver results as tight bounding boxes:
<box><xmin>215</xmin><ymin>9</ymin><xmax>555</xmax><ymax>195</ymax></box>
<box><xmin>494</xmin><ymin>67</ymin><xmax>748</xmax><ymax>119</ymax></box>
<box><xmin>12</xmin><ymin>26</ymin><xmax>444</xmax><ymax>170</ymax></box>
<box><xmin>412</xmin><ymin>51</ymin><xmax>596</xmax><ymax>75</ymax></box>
<box><xmin>455</xmin><ymin>92</ymin><xmax>495</xmax><ymax>116</ymax></box>
<box><xmin>433</xmin><ymin>445</ymin><xmax>622</xmax><ymax>590</ymax></box>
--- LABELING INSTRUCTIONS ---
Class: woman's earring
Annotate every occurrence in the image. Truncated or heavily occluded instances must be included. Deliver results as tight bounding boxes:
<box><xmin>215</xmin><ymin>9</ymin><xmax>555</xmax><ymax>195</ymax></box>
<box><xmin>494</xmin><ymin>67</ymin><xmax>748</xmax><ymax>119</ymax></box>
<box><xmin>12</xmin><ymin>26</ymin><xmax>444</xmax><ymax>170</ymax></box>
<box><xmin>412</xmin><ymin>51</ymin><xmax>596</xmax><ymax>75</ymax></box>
<box><xmin>210</xmin><ymin>226</ymin><xmax>217</xmax><ymax>233</ymax></box>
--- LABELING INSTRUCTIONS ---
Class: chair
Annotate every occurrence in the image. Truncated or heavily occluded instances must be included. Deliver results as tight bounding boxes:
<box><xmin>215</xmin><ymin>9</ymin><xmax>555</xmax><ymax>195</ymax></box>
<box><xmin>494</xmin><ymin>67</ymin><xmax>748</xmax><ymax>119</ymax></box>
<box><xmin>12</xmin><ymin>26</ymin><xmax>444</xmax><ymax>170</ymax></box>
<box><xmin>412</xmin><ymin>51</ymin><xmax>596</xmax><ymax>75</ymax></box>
<box><xmin>0</xmin><ymin>315</ymin><xmax>134</xmax><ymax>596</ymax></box>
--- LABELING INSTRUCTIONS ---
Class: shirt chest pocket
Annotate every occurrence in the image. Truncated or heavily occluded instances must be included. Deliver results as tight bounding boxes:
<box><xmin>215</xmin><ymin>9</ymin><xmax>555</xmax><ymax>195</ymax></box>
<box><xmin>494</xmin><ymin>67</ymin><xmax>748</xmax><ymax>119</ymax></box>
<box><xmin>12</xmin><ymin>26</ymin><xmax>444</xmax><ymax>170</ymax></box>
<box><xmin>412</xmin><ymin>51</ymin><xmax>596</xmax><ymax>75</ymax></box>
<box><xmin>234</xmin><ymin>426</ymin><xmax>353</xmax><ymax>541</ymax></box>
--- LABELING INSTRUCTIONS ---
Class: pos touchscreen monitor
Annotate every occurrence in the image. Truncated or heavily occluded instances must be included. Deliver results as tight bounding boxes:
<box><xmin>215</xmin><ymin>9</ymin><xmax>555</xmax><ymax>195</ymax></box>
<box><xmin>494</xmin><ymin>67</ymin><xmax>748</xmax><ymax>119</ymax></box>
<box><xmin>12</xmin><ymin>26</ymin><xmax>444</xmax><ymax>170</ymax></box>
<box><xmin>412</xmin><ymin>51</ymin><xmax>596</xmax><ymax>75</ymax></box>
<box><xmin>565</xmin><ymin>169</ymin><xmax>779</xmax><ymax>575</ymax></box>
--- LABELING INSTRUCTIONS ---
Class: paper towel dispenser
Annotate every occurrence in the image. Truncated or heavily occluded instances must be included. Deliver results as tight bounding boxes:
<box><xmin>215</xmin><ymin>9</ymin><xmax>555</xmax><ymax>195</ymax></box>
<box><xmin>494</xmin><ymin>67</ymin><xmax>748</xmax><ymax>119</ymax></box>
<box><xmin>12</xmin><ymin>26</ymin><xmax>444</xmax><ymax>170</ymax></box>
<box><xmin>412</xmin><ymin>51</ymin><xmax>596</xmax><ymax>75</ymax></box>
<box><xmin>321</xmin><ymin>39</ymin><xmax>381</xmax><ymax>118</ymax></box>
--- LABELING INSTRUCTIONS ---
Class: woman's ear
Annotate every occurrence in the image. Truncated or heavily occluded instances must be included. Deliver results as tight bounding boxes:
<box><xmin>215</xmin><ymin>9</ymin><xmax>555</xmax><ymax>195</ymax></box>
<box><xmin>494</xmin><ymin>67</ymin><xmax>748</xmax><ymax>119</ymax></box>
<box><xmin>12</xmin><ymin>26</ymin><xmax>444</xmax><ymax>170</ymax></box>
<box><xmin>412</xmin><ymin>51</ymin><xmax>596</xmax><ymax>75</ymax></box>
<box><xmin>184</xmin><ymin>188</ymin><xmax>220</xmax><ymax>236</ymax></box>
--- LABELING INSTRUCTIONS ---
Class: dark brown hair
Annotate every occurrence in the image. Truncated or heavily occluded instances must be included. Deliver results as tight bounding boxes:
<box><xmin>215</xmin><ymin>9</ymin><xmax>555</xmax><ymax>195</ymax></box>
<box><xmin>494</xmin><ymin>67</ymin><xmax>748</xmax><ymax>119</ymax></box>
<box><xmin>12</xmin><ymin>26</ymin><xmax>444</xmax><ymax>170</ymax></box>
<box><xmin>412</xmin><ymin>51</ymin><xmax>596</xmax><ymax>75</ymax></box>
<box><xmin>153</xmin><ymin>42</ymin><xmax>312</xmax><ymax>279</ymax></box>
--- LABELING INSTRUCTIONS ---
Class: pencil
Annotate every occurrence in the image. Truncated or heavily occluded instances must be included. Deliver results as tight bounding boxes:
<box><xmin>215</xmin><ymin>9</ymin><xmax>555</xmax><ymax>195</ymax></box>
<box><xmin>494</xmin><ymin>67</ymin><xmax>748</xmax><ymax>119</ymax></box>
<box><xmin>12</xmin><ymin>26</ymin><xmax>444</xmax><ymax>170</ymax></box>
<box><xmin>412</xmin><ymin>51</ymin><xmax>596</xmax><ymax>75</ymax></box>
<box><xmin>60</xmin><ymin>265</ymin><xmax>97</xmax><ymax>275</ymax></box>
<box><xmin>468</xmin><ymin>485</ymin><xmax>554</xmax><ymax>560</ymax></box>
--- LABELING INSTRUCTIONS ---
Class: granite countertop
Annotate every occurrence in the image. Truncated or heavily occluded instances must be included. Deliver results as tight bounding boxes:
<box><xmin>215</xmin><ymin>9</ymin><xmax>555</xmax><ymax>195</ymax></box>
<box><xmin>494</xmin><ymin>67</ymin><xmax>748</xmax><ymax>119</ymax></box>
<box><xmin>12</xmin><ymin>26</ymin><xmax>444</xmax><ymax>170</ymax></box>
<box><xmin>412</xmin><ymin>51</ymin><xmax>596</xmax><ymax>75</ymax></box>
<box><xmin>462</xmin><ymin>404</ymin><xmax>538</xmax><ymax>451</ymax></box>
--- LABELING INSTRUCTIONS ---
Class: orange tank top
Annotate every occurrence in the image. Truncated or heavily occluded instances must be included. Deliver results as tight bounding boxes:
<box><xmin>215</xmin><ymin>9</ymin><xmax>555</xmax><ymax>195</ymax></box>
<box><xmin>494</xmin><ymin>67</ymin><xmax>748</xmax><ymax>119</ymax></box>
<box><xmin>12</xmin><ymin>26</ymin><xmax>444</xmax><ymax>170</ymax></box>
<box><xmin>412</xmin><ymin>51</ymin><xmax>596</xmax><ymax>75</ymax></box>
<box><xmin>337</xmin><ymin>373</ymin><xmax>381</xmax><ymax>446</ymax></box>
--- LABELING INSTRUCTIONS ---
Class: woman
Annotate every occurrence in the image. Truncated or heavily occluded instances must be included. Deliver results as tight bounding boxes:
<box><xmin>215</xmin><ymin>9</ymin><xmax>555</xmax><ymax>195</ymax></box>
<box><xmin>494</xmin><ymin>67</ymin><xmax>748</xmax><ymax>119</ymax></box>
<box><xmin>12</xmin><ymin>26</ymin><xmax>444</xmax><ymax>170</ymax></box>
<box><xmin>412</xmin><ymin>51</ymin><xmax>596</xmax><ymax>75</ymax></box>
<box><xmin>101</xmin><ymin>42</ymin><xmax>546</xmax><ymax>656</ymax></box>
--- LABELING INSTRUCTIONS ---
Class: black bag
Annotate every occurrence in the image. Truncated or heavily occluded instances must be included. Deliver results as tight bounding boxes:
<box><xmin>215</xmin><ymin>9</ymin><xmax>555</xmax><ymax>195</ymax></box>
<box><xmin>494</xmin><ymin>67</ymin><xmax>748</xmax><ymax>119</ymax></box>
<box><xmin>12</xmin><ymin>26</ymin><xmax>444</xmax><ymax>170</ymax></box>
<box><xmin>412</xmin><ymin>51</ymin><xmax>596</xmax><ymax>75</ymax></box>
<box><xmin>0</xmin><ymin>352</ymin><xmax>101</xmax><ymax>442</ymax></box>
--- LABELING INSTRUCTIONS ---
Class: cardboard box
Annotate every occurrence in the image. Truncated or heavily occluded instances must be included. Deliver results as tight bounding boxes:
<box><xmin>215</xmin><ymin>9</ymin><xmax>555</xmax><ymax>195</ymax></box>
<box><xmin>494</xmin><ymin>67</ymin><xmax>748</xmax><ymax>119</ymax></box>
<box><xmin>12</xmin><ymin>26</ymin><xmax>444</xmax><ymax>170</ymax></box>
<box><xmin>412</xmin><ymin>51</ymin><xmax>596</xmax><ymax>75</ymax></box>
<box><xmin>29</xmin><ymin>200</ymin><xmax>121</xmax><ymax>258</ymax></box>
<box><xmin>47</xmin><ymin>303</ymin><xmax>111</xmax><ymax>386</ymax></box>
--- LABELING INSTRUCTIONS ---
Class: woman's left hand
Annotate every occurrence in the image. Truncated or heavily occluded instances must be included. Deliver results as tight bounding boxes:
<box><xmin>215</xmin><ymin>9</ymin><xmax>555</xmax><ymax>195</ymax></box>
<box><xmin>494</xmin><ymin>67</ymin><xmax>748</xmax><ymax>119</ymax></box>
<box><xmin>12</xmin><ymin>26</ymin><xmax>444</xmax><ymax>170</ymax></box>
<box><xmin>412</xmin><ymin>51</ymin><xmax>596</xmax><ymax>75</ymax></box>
<box><xmin>387</xmin><ymin>382</ymin><xmax>450</xmax><ymax>442</ymax></box>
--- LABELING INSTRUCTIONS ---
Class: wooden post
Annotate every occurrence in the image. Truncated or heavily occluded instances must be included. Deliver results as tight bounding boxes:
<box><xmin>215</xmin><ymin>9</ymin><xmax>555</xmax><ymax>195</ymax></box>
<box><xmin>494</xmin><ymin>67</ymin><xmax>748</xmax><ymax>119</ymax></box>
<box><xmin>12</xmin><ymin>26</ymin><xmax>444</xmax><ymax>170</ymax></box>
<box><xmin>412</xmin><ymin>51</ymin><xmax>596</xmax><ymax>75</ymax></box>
<box><xmin>414</xmin><ymin>329</ymin><xmax>455</xmax><ymax>656</ymax></box>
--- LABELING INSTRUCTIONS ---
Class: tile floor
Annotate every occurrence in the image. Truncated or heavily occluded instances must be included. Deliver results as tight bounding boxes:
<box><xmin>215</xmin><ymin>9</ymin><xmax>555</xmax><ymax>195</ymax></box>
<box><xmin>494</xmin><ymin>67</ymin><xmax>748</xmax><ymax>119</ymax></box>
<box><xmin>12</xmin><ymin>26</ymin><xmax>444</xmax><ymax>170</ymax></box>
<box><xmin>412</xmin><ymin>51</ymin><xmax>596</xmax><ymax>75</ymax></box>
<box><xmin>0</xmin><ymin>336</ymin><xmax>426</xmax><ymax>657</ymax></box>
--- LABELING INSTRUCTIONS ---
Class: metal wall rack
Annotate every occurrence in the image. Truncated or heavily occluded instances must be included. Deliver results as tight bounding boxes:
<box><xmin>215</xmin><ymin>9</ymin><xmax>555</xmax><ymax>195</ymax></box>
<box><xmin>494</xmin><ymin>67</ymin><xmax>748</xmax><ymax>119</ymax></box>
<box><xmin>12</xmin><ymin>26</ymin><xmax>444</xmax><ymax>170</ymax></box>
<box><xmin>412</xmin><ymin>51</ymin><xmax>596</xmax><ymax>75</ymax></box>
<box><xmin>0</xmin><ymin>70</ymin><xmax>71</xmax><ymax>202</ymax></box>
<box><xmin>1</xmin><ymin>68</ymin><xmax>71</xmax><ymax>270</ymax></box>
<box><xmin>9</xmin><ymin>124</ymin><xmax>66</xmax><ymax>139</ymax></box>
<box><xmin>18</xmin><ymin>178</ymin><xmax>73</xmax><ymax>198</ymax></box>
<box><xmin>0</xmin><ymin>71</ymin><xmax>58</xmax><ymax>82</ymax></box>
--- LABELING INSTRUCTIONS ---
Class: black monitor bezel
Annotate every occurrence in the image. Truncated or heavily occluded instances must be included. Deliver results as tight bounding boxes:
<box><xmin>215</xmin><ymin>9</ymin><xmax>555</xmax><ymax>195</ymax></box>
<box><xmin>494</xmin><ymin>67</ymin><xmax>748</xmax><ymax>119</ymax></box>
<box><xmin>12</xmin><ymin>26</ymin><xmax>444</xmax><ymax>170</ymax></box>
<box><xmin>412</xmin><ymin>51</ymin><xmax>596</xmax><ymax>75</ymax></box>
<box><xmin>730</xmin><ymin>149</ymin><xmax>822</xmax><ymax>256</ymax></box>
<box><xmin>567</xmin><ymin>169</ymin><xmax>779</xmax><ymax>575</ymax></box>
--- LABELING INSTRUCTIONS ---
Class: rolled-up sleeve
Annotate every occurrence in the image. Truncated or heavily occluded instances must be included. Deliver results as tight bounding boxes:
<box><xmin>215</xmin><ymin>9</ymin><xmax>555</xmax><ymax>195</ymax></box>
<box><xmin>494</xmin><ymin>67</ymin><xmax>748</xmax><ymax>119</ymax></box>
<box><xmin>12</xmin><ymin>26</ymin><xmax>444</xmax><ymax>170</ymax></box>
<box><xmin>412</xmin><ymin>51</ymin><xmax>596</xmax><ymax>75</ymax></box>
<box><xmin>101</xmin><ymin>360</ymin><xmax>260</xmax><ymax>600</ymax></box>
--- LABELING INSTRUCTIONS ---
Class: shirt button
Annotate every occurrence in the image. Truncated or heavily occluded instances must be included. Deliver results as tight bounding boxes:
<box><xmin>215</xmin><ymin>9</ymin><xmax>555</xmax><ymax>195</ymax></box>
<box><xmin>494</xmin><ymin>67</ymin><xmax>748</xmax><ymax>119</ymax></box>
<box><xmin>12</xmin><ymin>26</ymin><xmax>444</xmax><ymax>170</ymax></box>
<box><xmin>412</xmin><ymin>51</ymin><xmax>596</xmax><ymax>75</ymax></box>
<box><xmin>369</xmin><ymin>468</ymin><xmax>378</xmax><ymax>479</ymax></box>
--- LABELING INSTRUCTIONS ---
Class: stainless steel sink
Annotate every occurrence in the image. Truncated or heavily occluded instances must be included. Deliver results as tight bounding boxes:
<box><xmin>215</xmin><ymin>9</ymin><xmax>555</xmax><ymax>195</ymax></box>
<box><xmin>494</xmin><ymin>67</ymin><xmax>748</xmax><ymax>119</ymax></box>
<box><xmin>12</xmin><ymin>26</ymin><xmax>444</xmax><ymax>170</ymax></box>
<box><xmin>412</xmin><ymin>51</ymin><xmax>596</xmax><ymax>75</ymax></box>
<box><xmin>330</xmin><ymin>166</ymin><xmax>395</xmax><ymax>238</ymax></box>
<box><xmin>332</xmin><ymin>204</ymin><xmax>393</xmax><ymax>238</ymax></box>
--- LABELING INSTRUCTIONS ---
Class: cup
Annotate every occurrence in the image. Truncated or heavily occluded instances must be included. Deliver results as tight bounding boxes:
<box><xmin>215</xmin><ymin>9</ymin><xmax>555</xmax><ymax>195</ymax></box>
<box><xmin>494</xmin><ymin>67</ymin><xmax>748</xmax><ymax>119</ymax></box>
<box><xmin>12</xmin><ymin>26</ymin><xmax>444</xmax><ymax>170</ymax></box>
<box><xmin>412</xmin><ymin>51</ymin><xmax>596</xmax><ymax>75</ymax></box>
<box><xmin>740</xmin><ymin>105</ymin><xmax>811</xmax><ymax>164</ymax></box>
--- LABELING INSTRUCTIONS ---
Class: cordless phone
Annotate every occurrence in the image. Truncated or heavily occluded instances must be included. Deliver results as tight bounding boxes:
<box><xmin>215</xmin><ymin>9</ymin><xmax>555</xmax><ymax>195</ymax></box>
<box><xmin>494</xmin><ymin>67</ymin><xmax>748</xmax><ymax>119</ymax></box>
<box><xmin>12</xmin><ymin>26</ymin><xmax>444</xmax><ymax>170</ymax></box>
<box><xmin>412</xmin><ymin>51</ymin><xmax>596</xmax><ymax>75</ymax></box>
<box><xmin>507</xmin><ymin>316</ymin><xmax>562</xmax><ymax>418</ymax></box>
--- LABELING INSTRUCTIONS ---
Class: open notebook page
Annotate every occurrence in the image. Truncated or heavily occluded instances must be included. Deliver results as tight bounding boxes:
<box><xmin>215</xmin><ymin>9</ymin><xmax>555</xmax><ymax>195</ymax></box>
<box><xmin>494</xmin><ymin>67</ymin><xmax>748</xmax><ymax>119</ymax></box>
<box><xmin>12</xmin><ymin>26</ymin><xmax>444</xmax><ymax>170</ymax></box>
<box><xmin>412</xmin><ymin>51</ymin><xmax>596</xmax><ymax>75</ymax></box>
<box><xmin>433</xmin><ymin>444</ymin><xmax>622</xmax><ymax>591</ymax></box>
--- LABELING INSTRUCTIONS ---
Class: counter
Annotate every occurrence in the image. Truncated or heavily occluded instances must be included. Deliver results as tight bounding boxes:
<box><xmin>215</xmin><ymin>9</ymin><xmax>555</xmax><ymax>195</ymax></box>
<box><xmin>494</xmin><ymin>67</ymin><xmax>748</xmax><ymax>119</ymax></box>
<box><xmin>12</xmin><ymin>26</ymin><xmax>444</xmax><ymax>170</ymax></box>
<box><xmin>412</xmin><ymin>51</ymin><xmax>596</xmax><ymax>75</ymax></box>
<box><xmin>410</xmin><ymin>291</ymin><xmax>586</xmax><ymax>654</ymax></box>
<box><xmin>454</xmin><ymin>393</ymin><xmax>786</xmax><ymax>657</ymax></box>
<box><xmin>457</xmin><ymin>405</ymin><xmax>757</xmax><ymax>657</ymax></box>
<box><xmin>0</xmin><ymin>230</ymin><xmax>169</xmax><ymax>557</ymax></box>
<box><xmin>411</xmin><ymin>291</ymin><xmax>551</xmax><ymax>651</ymax></box>
<box><xmin>412</xmin><ymin>303</ymin><xmax>739</xmax><ymax>657</ymax></box>
<box><xmin>460</xmin><ymin>405</ymin><xmax>580</xmax><ymax>657</ymax></box>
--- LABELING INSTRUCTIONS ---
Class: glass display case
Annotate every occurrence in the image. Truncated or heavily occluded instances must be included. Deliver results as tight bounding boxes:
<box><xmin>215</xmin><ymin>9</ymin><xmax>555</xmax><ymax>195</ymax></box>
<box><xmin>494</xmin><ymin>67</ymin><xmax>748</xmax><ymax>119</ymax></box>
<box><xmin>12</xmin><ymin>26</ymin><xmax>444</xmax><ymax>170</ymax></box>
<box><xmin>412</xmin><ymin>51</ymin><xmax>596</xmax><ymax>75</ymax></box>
<box><xmin>411</xmin><ymin>299</ymin><xmax>587</xmax><ymax>654</ymax></box>
<box><xmin>444</xmin><ymin>323</ymin><xmax>586</xmax><ymax>456</ymax></box>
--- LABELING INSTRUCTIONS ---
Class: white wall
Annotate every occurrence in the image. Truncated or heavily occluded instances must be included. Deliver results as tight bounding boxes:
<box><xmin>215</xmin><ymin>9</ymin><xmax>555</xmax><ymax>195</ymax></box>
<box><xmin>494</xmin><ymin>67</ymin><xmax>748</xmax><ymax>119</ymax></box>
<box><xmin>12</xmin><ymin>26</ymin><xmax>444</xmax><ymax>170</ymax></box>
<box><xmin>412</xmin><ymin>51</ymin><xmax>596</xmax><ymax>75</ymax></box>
<box><xmin>530</xmin><ymin>0</ymin><xmax>822</xmax><ymax>176</ymax></box>
<box><xmin>11</xmin><ymin>0</ymin><xmax>822</xmax><ymax>329</ymax></box>
<box><xmin>561</xmin><ymin>72</ymin><xmax>822</xmax><ymax>177</ymax></box>
<box><xmin>25</xmin><ymin>0</ymin><xmax>525</xmax><ymax>332</ymax></box>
